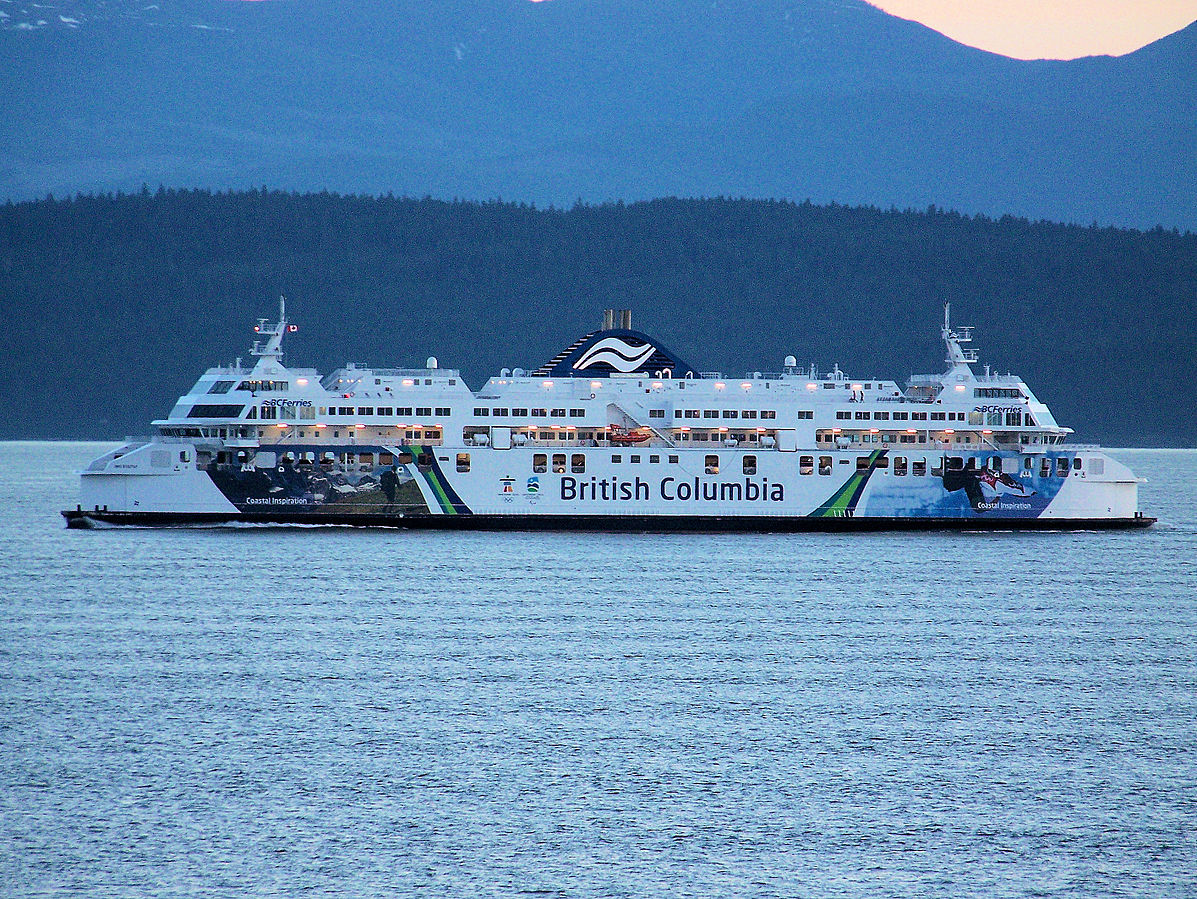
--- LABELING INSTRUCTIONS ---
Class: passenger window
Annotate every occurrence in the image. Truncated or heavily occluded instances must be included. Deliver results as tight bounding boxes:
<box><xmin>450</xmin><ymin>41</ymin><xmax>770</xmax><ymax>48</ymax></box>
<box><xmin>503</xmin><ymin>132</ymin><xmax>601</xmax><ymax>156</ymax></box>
<box><xmin>533</xmin><ymin>453</ymin><xmax>547</xmax><ymax>473</ymax></box>
<box><xmin>893</xmin><ymin>456</ymin><xmax>907</xmax><ymax>476</ymax></box>
<box><xmin>931</xmin><ymin>457</ymin><xmax>944</xmax><ymax>477</ymax></box>
<box><xmin>911</xmin><ymin>458</ymin><xmax>926</xmax><ymax>477</ymax></box>
<box><xmin>946</xmin><ymin>457</ymin><xmax>964</xmax><ymax>471</ymax></box>
<box><xmin>818</xmin><ymin>456</ymin><xmax>832</xmax><ymax>476</ymax></box>
<box><xmin>552</xmin><ymin>453</ymin><xmax>566</xmax><ymax>473</ymax></box>
<box><xmin>1058</xmin><ymin>458</ymin><xmax>1070</xmax><ymax>476</ymax></box>
<box><xmin>571</xmin><ymin>453</ymin><xmax>586</xmax><ymax>473</ymax></box>
<box><xmin>456</xmin><ymin>453</ymin><xmax>471</xmax><ymax>472</ymax></box>
<box><xmin>1041</xmin><ymin>458</ymin><xmax>1053</xmax><ymax>477</ymax></box>
<box><xmin>397</xmin><ymin>452</ymin><xmax>413</xmax><ymax>465</ymax></box>
<box><xmin>799</xmin><ymin>455</ymin><xmax>813</xmax><ymax>475</ymax></box>
<box><xmin>856</xmin><ymin>456</ymin><xmax>871</xmax><ymax>472</ymax></box>
<box><xmin>1072</xmin><ymin>457</ymin><xmax>1083</xmax><ymax>470</ymax></box>
<box><xmin>743</xmin><ymin>455</ymin><xmax>757</xmax><ymax>475</ymax></box>
<box><xmin>705</xmin><ymin>454</ymin><xmax>719</xmax><ymax>475</ymax></box>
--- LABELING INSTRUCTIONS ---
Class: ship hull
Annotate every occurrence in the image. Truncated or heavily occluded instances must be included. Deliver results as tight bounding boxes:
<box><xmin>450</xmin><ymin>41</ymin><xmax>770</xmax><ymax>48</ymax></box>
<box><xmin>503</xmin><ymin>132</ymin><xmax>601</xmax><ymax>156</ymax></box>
<box><xmin>64</xmin><ymin>440</ymin><xmax>1153</xmax><ymax>531</ymax></box>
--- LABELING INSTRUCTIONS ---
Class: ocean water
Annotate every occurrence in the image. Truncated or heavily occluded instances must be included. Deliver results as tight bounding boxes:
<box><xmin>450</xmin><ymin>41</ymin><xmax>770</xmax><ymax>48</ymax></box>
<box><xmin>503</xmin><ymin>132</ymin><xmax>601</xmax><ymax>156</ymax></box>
<box><xmin>1</xmin><ymin>441</ymin><xmax>1195</xmax><ymax>898</ymax></box>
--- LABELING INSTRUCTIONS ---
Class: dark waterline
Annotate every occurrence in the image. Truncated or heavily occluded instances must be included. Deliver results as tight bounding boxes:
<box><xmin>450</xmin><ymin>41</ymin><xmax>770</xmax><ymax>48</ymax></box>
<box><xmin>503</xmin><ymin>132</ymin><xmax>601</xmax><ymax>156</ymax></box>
<box><xmin>3</xmin><ymin>443</ymin><xmax>1195</xmax><ymax>897</ymax></box>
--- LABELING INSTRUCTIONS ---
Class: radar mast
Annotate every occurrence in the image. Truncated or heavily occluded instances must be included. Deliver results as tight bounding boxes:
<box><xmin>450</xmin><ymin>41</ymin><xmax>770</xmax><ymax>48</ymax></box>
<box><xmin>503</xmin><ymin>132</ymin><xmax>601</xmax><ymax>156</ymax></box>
<box><xmin>250</xmin><ymin>296</ymin><xmax>294</xmax><ymax>365</ymax></box>
<box><xmin>942</xmin><ymin>301</ymin><xmax>978</xmax><ymax>372</ymax></box>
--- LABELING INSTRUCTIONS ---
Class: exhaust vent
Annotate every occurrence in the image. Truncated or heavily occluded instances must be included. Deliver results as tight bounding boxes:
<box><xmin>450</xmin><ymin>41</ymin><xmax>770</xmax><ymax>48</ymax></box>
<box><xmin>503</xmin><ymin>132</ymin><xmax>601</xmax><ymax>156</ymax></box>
<box><xmin>602</xmin><ymin>309</ymin><xmax>632</xmax><ymax>330</ymax></box>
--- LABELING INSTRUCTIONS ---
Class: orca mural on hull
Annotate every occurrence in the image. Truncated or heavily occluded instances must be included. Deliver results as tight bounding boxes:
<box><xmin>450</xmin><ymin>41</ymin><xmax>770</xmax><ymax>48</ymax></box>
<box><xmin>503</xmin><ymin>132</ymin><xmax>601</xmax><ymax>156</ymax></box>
<box><xmin>861</xmin><ymin>452</ymin><xmax>1070</xmax><ymax>519</ymax></box>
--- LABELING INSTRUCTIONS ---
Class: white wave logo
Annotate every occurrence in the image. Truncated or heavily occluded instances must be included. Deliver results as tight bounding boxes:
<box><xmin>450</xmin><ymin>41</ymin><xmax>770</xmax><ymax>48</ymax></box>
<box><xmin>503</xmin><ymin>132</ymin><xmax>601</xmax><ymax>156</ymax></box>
<box><xmin>574</xmin><ymin>338</ymin><xmax>656</xmax><ymax>372</ymax></box>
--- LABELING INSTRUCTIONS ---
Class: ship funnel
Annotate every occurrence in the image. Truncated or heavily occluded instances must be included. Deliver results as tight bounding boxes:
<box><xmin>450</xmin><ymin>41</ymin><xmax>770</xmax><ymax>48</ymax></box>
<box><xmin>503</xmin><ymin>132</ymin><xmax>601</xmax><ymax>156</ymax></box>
<box><xmin>602</xmin><ymin>309</ymin><xmax>632</xmax><ymax>330</ymax></box>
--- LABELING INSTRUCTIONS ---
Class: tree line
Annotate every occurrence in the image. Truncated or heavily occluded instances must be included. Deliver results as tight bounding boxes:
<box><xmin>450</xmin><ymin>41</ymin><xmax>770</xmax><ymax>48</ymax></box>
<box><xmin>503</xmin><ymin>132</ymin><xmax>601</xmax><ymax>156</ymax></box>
<box><xmin>2</xmin><ymin>189</ymin><xmax>1194</xmax><ymax>445</ymax></box>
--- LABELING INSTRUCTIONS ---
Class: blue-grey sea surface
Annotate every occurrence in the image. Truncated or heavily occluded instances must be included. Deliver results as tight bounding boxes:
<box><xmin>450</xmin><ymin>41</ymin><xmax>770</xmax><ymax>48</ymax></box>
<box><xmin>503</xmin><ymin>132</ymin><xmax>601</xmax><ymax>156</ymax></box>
<box><xmin>2</xmin><ymin>442</ymin><xmax>1195</xmax><ymax>898</ymax></box>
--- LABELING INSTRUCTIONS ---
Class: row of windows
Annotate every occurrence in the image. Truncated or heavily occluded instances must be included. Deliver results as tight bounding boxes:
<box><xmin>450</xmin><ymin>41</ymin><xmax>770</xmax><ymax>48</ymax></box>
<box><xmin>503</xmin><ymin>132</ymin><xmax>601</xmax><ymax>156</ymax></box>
<box><xmin>678</xmin><ymin>410</ymin><xmax>780</xmax><ymax>420</ymax></box>
<box><xmin>516</xmin><ymin>452</ymin><xmax>1085</xmax><ymax>479</ymax></box>
<box><xmin>188</xmin><ymin>404</ymin><xmax>245</xmax><ymax>419</ymax></box>
<box><xmin>248</xmin><ymin>406</ymin><xmax>316</xmax><ymax>421</ymax></box>
<box><xmin>204</xmin><ymin>440</ymin><xmax>1093</xmax><ymax>483</ymax></box>
<box><xmin>975</xmin><ymin>388</ymin><xmax>1023</xmax><ymax>399</ymax></box>
<box><xmin>531</xmin><ymin>453</ymin><xmax>589</xmax><ymax>474</ymax></box>
<box><xmin>202</xmin><ymin>379</ymin><xmax>287</xmax><ymax>394</ymax></box>
<box><xmin>374</xmin><ymin>377</ymin><xmax>457</xmax><ymax>387</ymax></box>
<box><xmin>214</xmin><ymin>403</ymin><xmax>455</xmax><ymax>420</ymax></box>
<box><xmin>835</xmin><ymin>410</ymin><xmax>967</xmax><ymax>422</ymax></box>
<box><xmin>322</xmin><ymin>406</ymin><xmax>451</xmax><ymax>418</ymax></box>
<box><xmin>970</xmin><ymin>411</ymin><xmax>1031</xmax><ymax>426</ymax></box>
<box><xmin>794</xmin><ymin>455</ymin><xmax>1085</xmax><ymax>477</ymax></box>
<box><xmin>474</xmin><ymin>407</ymin><xmax>587</xmax><ymax>418</ymax></box>
<box><xmin>827</xmin><ymin>409</ymin><xmax>1036</xmax><ymax>427</ymax></box>
<box><xmin>286</xmin><ymin>429</ymin><xmax>441</xmax><ymax>440</ymax></box>
<box><xmin>237</xmin><ymin>380</ymin><xmax>288</xmax><ymax>393</ymax></box>
<box><xmin>525</xmin><ymin>453</ymin><xmax>740</xmax><ymax>475</ymax></box>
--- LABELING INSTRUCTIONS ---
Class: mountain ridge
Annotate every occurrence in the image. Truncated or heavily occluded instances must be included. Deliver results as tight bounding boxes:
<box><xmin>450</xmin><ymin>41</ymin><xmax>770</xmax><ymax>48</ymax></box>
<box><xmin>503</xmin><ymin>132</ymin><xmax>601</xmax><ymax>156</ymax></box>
<box><xmin>2</xmin><ymin>1</ymin><xmax>1195</xmax><ymax>228</ymax></box>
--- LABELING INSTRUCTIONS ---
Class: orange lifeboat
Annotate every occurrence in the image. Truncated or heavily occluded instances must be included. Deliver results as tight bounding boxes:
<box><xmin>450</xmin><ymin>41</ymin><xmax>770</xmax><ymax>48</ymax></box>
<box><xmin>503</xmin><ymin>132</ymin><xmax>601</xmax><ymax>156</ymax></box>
<box><xmin>607</xmin><ymin>424</ymin><xmax>651</xmax><ymax>444</ymax></box>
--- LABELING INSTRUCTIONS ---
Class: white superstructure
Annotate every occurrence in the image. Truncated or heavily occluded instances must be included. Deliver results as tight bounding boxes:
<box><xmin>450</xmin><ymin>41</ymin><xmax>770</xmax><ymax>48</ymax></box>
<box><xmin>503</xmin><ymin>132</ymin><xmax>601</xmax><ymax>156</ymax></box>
<box><xmin>65</xmin><ymin>302</ymin><xmax>1153</xmax><ymax>530</ymax></box>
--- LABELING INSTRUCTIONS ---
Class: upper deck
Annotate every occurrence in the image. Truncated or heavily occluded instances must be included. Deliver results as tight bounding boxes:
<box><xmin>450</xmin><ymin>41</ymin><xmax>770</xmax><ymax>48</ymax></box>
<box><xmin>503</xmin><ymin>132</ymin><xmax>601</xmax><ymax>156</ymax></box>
<box><xmin>155</xmin><ymin>302</ymin><xmax>1071</xmax><ymax>455</ymax></box>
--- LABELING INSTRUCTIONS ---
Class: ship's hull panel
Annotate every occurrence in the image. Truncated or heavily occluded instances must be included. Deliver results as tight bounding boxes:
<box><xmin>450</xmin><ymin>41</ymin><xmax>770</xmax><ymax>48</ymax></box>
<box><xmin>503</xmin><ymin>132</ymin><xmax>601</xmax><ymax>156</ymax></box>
<box><xmin>66</xmin><ymin>442</ymin><xmax>1151</xmax><ymax>530</ymax></box>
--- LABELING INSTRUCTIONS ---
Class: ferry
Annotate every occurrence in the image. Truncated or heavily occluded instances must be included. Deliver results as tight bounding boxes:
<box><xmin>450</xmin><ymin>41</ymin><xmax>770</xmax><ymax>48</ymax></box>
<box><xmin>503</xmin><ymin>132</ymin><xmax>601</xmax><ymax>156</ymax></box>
<box><xmin>63</xmin><ymin>301</ymin><xmax>1153</xmax><ymax>530</ymax></box>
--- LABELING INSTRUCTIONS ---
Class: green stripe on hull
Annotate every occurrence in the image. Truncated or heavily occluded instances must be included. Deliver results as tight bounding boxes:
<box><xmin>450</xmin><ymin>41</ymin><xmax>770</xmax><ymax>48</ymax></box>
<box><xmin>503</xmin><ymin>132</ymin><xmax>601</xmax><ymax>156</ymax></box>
<box><xmin>405</xmin><ymin>444</ymin><xmax>473</xmax><ymax>515</ymax></box>
<box><xmin>406</xmin><ymin>444</ymin><xmax>457</xmax><ymax>515</ymax></box>
<box><xmin>809</xmin><ymin>449</ymin><xmax>887</xmax><ymax>518</ymax></box>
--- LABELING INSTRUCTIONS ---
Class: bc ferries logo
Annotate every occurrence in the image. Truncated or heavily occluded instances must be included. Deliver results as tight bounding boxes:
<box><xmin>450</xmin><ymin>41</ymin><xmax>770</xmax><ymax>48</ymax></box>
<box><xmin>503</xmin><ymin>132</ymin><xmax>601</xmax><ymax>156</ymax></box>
<box><xmin>574</xmin><ymin>338</ymin><xmax>656</xmax><ymax>373</ymax></box>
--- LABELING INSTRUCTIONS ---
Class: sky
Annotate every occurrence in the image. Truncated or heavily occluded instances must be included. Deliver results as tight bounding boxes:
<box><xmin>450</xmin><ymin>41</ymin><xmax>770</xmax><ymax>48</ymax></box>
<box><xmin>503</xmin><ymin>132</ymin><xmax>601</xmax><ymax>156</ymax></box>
<box><xmin>867</xmin><ymin>0</ymin><xmax>1197</xmax><ymax>59</ymax></box>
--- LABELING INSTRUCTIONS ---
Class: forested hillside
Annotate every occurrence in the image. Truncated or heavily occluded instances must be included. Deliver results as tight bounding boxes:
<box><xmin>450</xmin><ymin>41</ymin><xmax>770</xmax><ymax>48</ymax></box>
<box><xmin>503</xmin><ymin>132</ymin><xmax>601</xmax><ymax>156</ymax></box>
<box><xmin>2</xmin><ymin>190</ymin><xmax>1194</xmax><ymax>444</ymax></box>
